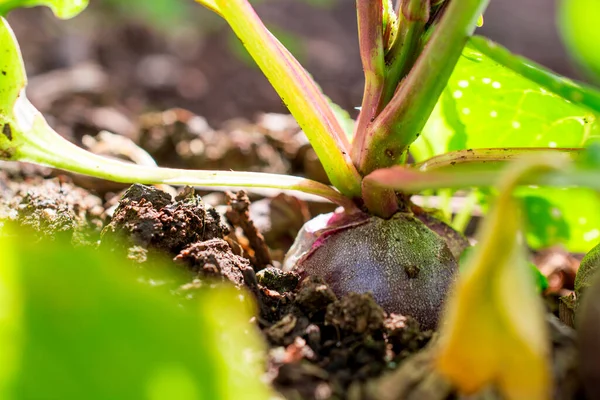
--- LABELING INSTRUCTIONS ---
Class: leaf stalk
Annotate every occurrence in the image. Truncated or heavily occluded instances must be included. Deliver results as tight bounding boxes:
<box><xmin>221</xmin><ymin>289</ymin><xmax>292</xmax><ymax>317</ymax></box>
<box><xmin>358</xmin><ymin>0</ymin><xmax>490</xmax><ymax>175</ymax></box>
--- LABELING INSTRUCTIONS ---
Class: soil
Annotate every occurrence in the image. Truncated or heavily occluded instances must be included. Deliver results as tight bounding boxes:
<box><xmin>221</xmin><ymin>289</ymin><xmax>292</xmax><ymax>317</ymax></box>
<box><xmin>0</xmin><ymin>147</ymin><xmax>585</xmax><ymax>400</ymax></box>
<box><xmin>0</xmin><ymin>3</ymin><xmax>589</xmax><ymax>399</ymax></box>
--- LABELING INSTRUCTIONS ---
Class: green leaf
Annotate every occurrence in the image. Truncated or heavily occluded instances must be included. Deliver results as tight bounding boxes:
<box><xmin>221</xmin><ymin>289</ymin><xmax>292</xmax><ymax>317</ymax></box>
<box><xmin>421</xmin><ymin>44</ymin><xmax>600</xmax><ymax>151</ymax></box>
<box><xmin>559</xmin><ymin>0</ymin><xmax>600</xmax><ymax>82</ymax></box>
<box><xmin>0</xmin><ymin>224</ymin><xmax>271</xmax><ymax>399</ymax></box>
<box><xmin>413</xmin><ymin>41</ymin><xmax>600</xmax><ymax>252</ymax></box>
<box><xmin>467</xmin><ymin>36</ymin><xmax>600</xmax><ymax>113</ymax></box>
<box><xmin>0</xmin><ymin>0</ymin><xmax>88</xmax><ymax>19</ymax></box>
<box><xmin>518</xmin><ymin>187</ymin><xmax>600</xmax><ymax>253</ymax></box>
<box><xmin>103</xmin><ymin>0</ymin><xmax>192</xmax><ymax>30</ymax></box>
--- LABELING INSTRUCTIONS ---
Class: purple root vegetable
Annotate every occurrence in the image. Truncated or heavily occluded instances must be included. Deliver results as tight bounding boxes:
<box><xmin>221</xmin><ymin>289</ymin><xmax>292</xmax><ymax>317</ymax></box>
<box><xmin>284</xmin><ymin>209</ymin><xmax>468</xmax><ymax>330</ymax></box>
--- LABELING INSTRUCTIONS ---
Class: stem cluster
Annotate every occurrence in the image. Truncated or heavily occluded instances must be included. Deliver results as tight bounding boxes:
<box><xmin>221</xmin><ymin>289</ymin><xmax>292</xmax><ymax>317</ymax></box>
<box><xmin>353</xmin><ymin>0</ymin><xmax>489</xmax><ymax>217</ymax></box>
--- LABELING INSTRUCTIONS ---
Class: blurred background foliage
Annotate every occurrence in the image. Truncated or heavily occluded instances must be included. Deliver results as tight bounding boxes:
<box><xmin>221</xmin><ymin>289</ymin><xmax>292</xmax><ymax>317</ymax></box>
<box><xmin>558</xmin><ymin>0</ymin><xmax>600</xmax><ymax>84</ymax></box>
<box><xmin>0</xmin><ymin>224</ymin><xmax>271</xmax><ymax>400</ymax></box>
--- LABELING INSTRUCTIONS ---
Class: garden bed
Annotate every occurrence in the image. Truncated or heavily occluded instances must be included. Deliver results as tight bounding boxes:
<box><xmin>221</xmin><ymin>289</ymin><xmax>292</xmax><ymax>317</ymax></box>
<box><xmin>0</xmin><ymin>111</ymin><xmax>582</xmax><ymax>398</ymax></box>
<box><xmin>1</xmin><ymin>2</ymin><xmax>593</xmax><ymax>399</ymax></box>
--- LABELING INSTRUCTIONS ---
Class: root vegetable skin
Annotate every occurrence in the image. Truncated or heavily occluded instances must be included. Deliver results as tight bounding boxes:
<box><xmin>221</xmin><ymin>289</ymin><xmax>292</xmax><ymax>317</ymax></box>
<box><xmin>284</xmin><ymin>210</ymin><xmax>461</xmax><ymax>330</ymax></box>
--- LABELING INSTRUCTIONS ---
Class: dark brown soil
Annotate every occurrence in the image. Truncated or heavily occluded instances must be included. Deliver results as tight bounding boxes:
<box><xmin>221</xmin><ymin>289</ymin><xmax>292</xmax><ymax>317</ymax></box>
<box><xmin>0</xmin><ymin>166</ymin><xmax>584</xmax><ymax>398</ymax></box>
<box><xmin>101</xmin><ymin>183</ymin><xmax>228</xmax><ymax>254</ymax></box>
<box><xmin>0</xmin><ymin>170</ymin><xmax>105</xmax><ymax>246</ymax></box>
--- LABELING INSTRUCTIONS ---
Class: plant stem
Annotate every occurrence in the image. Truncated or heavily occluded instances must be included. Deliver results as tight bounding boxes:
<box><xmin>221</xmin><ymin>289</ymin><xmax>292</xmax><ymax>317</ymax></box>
<box><xmin>414</xmin><ymin>147</ymin><xmax>584</xmax><ymax>172</ymax></box>
<box><xmin>363</xmin><ymin>159</ymin><xmax>600</xmax><ymax>194</ymax></box>
<box><xmin>361</xmin><ymin>182</ymin><xmax>399</xmax><ymax>219</ymax></box>
<box><xmin>352</xmin><ymin>0</ymin><xmax>429</xmax><ymax>172</ymax></box>
<box><xmin>381</xmin><ymin>0</ymin><xmax>428</xmax><ymax>106</ymax></box>
<box><xmin>9</xmin><ymin>104</ymin><xmax>359</xmax><ymax>212</ymax></box>
<box><xmin>352</xmin><ymin>0</ymin><xmax>385</xmax><ymax>166</ymax></box>
<box><xmin>199</xmin><ymin>0</ymin><xmax>362</xmax><ymax>198</ymax></box>
<box><xmin>358</xmin><ymin>0</ymin><xmax>490</xmax><ymax>175</ymax></box>
<box><xmin>350</xmin><ymin>0</ymin><xmax>399</xmax><ymax>217</ymax></box>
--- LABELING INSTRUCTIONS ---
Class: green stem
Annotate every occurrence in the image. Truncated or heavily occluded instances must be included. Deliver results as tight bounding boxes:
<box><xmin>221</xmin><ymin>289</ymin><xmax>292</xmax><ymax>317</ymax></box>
<box><xmin>438</xmin><ymin>188</ymin><xmax>453</xmax><ymax>223</ymax></box>
<box><xmin>359</xmin><ymin>0</ymin><xmax>490</xmax><ymax>175</ymax></box>
<box><xmin>360</xmin><ymin>182</ymin><xmax>399</xmax><ymax>218</ymax></box>
<box><xmin>351</xmin><ymin>0</ymin><xmax>399</xmax><ymax>217</ymax></box>
<box><xmin>414</xmin><ymin>147</ymin><xmax>584</xmax><ymax>172</ymax></box>
<box><xmin>352</xmin><ymin>0</ymin><xmax>386</xmax><ymax>166</ymax></box>
<box><xmin>9</xmin><ymin>105</ymin><xmax>358</xmax><ymax>212</ymax></box>
<box><xmin>380</xmin><ymin>0</ymin><xmax>428</xmax><ymax>106</ymax></box>
<box><xmin>200</xmin><ymin>0</ymin><xmax>362</xmax><ymax>198</ymax></box>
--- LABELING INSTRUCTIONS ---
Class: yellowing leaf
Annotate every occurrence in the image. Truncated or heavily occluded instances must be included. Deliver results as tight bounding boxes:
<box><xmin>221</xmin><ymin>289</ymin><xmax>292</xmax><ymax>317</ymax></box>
<box><xmin>436</xmin><ymin>157</ymin><xmax>553</xmax><ymax>399</ymax></box>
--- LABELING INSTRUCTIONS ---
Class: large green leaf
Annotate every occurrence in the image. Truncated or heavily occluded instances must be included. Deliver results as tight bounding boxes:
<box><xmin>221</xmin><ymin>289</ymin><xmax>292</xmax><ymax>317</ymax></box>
<box><xmin>415</xmin><ymin>44</ymin><xmax>600</xmax><ymax>154</ymax></box>
<box><xmin>0</xmin><ymin>0</ymin><xmax>88</xmax><ymax>18</ymax></box>
<box><xmin>0</xmin><ymin>225</ymin><xmax>271</xmax><ymax>399</ymax></box>
<box><xmin>559</xmin><ymin>0</ymin><xmax>600</xmax><ymax>82</ymax></box>
<box><xmin>413</xmin><ymin>41</ymin><xmax>600</xmax><ymax>252</ymax></box>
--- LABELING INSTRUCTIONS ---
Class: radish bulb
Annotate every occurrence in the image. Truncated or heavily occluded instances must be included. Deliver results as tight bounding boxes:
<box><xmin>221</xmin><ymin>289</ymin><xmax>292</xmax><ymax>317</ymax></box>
<box><xmin>284</xmin><ymin>209</ymin><xmax>466</xmax><ymax>330</ymax></box>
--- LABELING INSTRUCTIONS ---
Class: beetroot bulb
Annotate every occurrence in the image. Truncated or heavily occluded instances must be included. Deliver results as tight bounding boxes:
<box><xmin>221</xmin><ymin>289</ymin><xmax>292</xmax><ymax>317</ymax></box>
<box><xmin>284</xmin><ymin>207</ymin><xmax>469</xmax><ymax>330</ymax></box>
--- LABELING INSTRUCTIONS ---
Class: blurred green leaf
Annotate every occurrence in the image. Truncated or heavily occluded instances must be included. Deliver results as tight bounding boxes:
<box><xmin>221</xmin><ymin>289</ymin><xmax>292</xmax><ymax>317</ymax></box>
<box><xmin>0</xmin><ymin>230</ymin><xmax>21</xmax><ymax>398</ymax></box>
<box><xmin>0</xmin><ymin>225</ymin><xmax>271</xmax><ymax>400</ymax></box>
<box><xmin>517</xmin><ymin>187</ymin><xmax>600</xmax><ymax>253</ymax></box>
<box><xmin>559</xmin><ymin>0</ymin><xmax>600</xmax><ymax>82</ymax></box>
<box><xmin>0</xmin><ymin>0</ymin><xmax>87</xmax><ymax>18</ymax></box>
<box><xmin>413</xmin><ymin>42</ymin><xmax>600</xmax><ymax>252</ymax></box>
<box><xmin>103</xmin><ymin>0</ymin><xmax>194</xmax><ymax>31</ymax></box>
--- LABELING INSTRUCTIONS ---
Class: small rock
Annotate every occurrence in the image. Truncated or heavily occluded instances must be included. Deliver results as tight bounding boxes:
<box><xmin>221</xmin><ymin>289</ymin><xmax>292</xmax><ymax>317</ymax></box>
<box><xmin>256</xmin><ymin>267</ymin><xmax>300</xmax><ymax>293</ymax></box>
